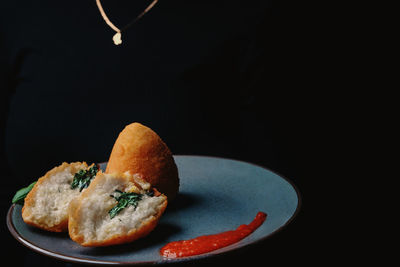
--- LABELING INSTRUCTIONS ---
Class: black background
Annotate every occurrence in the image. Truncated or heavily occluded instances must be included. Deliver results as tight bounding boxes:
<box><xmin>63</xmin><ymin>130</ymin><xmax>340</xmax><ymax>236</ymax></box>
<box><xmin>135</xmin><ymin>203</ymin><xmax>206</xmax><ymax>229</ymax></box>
<box><xmin>0</xmin><ymin>0</ymin><xmax>337</xmax><ymax>266</ymax></box>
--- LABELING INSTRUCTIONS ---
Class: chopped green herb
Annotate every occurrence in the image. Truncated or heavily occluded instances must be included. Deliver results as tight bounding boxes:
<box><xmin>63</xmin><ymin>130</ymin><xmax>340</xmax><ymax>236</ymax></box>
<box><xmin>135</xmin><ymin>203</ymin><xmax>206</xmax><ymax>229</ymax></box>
<box><xmin>108</xmin><ymin>190</ymin><xmax>143</xmax><ymax>219</ymax></box>
<box><xmin>146</xmin><ymin>190</ymin><xmax>154</xmax><ymax>197</ymax></box>
<box><xmin>12</xmin><ymin>181</ymin><xmax>37</xmax><ymax>204</ymax></box>
<box><xmin>70</xmin><ymin>165</ymin><xmax>98</xmax><ymax>192</ymax></box>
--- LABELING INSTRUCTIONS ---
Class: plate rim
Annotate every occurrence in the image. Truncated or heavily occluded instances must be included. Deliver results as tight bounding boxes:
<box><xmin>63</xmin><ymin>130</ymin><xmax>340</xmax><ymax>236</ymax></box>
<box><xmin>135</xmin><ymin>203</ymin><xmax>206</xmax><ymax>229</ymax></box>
<box><xmin>6</xmin><ymin>154</ymin><xmax>302</xmax><ymax>265</ymax></box>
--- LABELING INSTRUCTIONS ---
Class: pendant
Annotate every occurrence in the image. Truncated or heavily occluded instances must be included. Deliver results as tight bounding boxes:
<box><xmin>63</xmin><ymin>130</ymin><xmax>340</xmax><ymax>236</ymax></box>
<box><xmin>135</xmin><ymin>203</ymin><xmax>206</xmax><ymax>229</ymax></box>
<box><xmin>113</xmin><ymin>32</ymin><xmax>122</xmax><ymax>45</ymax></box>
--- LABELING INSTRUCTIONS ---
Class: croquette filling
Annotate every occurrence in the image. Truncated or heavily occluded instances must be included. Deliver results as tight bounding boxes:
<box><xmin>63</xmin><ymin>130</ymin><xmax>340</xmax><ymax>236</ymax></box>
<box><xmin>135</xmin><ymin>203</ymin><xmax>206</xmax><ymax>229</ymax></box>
<box><xmin>24</xmin><ymin>165</ymin><xmax>85</xmax><ymax>226</ymax></box>
<box><xmin>79</xmin><ymin>186</ymin><xmax>165</xmax><ymax>242</ymax></box>
<box><xmin>70</xmin><ymin>165</ymin><xmax>99</xmax><ymax>191</ymax></box>
<box><xmin>108</xmin><ymin>190</ymin><xmax>154</xmax><ymax>219</ymax></box>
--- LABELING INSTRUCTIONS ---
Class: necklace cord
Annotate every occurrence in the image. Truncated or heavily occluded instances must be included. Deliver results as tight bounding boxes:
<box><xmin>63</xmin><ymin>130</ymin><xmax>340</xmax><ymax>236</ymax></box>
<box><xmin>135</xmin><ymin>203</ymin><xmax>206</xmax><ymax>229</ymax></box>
<box><xmin>121</xmin><ymin>0</ymin><xmax>158</xmax><ymax>32</ymax></box>
<box><xmin>96</xmin><ymin>0</ymin><xmax>158</xmax><ymax>33</ymax></box>
<box><xmin>95</xmin><ymin>0</ymin><xmax>120</xmax><ymax>33</ymax></box>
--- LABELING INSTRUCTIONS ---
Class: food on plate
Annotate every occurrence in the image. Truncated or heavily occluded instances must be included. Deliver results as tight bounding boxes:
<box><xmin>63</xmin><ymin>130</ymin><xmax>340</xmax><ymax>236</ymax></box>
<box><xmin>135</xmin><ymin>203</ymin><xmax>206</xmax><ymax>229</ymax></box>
<box><xmin>106</xmin><ymin>122</ymin><xmax>179</xmax><ymax>200</ymax></box>
<box><xmin>12</xmin><ymin>181</ymin><xmax>37</xmax><ymax>205</ymax></box>
<box><xmin>160</xmin><ymin>212</ymin><xmax>267</xmax><ymax>258</ymax></box>
<box><xmin>22</xmin><ymin>162</ymin><xmax>98</xmax><ymax>232</ymax></box>
<box><xmin>68</xmin><ymin>171</ymin><xmax>167</xmax><ymax>247</ymax></box>
<box><xmin>12</xmin><ymin>121</ymin><xmax>177</xmax><ymax>247</ymax></box>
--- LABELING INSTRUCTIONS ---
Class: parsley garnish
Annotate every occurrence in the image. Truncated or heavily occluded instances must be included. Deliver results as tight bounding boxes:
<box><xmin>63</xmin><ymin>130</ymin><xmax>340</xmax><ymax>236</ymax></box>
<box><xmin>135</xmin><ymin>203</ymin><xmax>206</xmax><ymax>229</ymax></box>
<box><xmin>12</xmin><ymin>181</ymin><xmax>37</xmax><ymax>204</ymax></box>
<box><xmin>70</xmin><ymin>165</ymin><xmax>98</xmax><ymax>192</ymax></box>
<box><xmin>108</xmin><ymin>190</ymin><xmax>143</xmax><ymax>219</ymax></box>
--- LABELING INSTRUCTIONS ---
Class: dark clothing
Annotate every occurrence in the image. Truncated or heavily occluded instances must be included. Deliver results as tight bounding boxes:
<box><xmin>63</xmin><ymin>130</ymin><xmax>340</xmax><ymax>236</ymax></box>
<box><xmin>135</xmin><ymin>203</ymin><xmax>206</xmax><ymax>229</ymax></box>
<box><xmin>1</xmin><ymin>1</ymin><xmax>310</xmax><ymax>266</ymax></box>
<box><xmin>0</xmin><ymin>0</ymin><xmax>297</xmax><ymax>184</ymax></box>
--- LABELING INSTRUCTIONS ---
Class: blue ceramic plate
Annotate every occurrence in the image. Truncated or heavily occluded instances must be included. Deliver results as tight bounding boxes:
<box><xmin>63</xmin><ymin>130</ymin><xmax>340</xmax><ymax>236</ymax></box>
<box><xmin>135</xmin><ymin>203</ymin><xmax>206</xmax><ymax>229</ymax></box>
<box><xmin>7</xmin><ymin>155</ymin><xmax>300</xmax><ymax>265</ymax></box>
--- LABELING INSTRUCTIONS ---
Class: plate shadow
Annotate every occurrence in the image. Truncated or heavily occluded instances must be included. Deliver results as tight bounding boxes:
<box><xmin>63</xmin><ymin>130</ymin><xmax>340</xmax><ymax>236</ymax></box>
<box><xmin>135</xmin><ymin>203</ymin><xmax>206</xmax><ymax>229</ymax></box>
<box><xmin>80</xmin><ymin>222</ymin><xmax>181</xmax><ymax>256</ymax></box>
<box><xmin>165</xmin><ymin>192</ymin><xmax>202</xmax><ymax>214</ymax></box>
